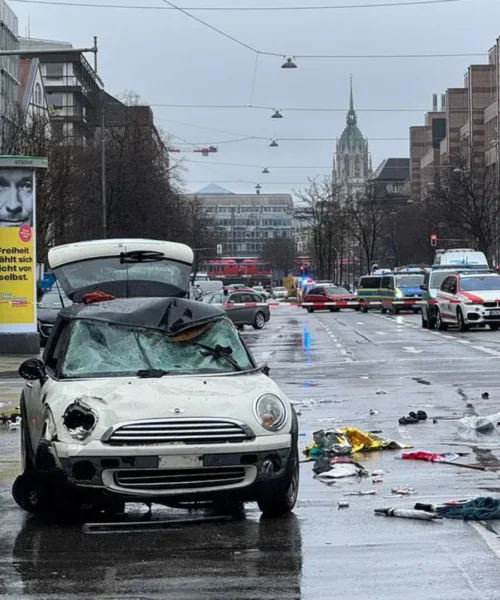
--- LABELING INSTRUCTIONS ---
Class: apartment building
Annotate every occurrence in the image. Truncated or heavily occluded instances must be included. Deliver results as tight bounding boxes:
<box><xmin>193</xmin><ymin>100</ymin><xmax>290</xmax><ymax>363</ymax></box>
<box><xmin>19</xmin><ymin>37</ymin><xmax>101</xmax><ymax>144</ymax></box>
<box><xmin>0</xmin><ymin>0</ymin><xmax>19</xmax><ymax>120</ymax></box>
<box><xmin>193</xmin><ymin>184</ymin><xmax>295</xmax><ymax>257</ymax></box>
<box><xmin>410</xmin><ymin>37</ymin><xmax>500</xmax><ymax>202</ymax></box>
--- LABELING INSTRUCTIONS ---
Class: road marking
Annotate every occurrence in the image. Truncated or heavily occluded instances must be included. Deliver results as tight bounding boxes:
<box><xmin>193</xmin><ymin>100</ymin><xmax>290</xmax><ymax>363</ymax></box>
<box><xmin>472</xmin><ymin>345</ymin><xmax>500</xmax><ymax>356</ymax></box>
<box><xmin>335</xmin><ymin>343</ymin><xmax>343</xmax><ymax>348</ymax></box>
<box><xmin>375</xmin><ymin>331</ymin><xmax>387</xmax><ymax>335</ymax></box>
<box><xmin>402</xmin><ymin>346</ymin><xmax>423</xmax><ymax>354</ymax></box>
<box><xmin>470</xmin><ymin>522</ymin><xmax>500</xmax><ymax>561</ymax></box>
<box><xmin>456</xmin><ymin>339</ymin><xmax>472</xmax><ymax>344</ymax></box>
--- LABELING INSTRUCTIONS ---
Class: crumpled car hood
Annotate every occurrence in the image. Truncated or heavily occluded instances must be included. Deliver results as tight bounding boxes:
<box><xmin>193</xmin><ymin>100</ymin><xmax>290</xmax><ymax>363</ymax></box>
<box><xmin>43</xmin><ymin>372</ymin><xmax>291</xmax><ymax>443</ymax></box>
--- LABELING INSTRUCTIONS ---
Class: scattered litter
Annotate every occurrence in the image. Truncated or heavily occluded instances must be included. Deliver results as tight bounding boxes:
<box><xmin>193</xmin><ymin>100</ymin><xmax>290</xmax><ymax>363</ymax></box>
<box><xmin>400</xmin><ymin>451</ymin><xmax>460</xmax><ymax>463</ymax></box>
<box><xmin>8</xmin><ymin>416</ymin><xmax>21</xmax><ymax>432</ymax></box>
<box><xmin>369</xmin><ymin>409</ymin><xmax>380</xmax><ymax>416</ymax></box>
<box><xmin>299</xmin><ymin>432</ymin><xmax>307</xmax><ymax>437</ymax></box>
<box><xmin>399</xmin><ymin>411</ymin><xmax>427</xmax><ymax>426</ymax></box>
<box><xmin>482</xmin><ymin>392</ymin><xmax>490</xmax><ymax>400</ymax></box>
<box><xmin>344</xmin><ymin>490</ymin><xmax>377</xmax><ymax>497</ymax></box>
<box><xmin>435</xmin><ymin>497</ymin><xmax>500</xmax><ymax>521</ymax></box>
<box><xmin>372</xmin><ymin>469</ymin><xmax>385</xmax><ymax>476</ymax></box>
<box><xmin>399</xmin><ymin>415</ymin><xmax>419</xmax><ymax>425</ymax></box>
<box><xmin>433</xmin><ymin>419</ymin><xmax>438</xmax><ymax>424</ymax></box>
<box><xmin>372</xmin><ymin>475</ymin><xmax>384</xmax><ymax>483</ymax></box>
<box><xmin>375</xmin><ymin>507</ymin><xmax>441</xmax><ymax>521</ymax></box>
<box><xmin>392</xmin><ymin>486</ymin><xmax>416</xmax><ymax>496</ymax></box>
<box><xmin>315</xmin><ymin>462</ymin><xmax>368</xmax><ymax>482</ymax></box>
<box><xmin>360</xmin><ymin>376</ymin><xmax>369</xmax><ymax>380</ymax></box>
<box><xmin>376</xmin><ymin>389</ymin><xmax>387</xmax><ymax>395</ymax></box>
<box><xmin>338</xmin><ymin>502</ymin><xmax>350</xmax><ymax>509</ymax></box>
<box><xmin>458</xmin><ymin>411</ymin><xmax>500</xmax><ymax>432</ymax></box>
<box><xmin>319</xmin><ymin>400</ymin><xmax>334</xmax><ymax>404</ymax></box>
<box><xmin>303</xmin><ymin>427</ymin><xmax>410</xmax><ymax>459</ymax></box>
<box><xmin>369</xmin><ymin>430</ymin><xmax>383</xmax><ymax>434</ymax></box>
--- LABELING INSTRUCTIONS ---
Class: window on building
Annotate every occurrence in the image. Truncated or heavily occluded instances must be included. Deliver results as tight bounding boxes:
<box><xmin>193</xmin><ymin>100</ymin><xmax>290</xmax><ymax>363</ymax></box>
<box><xmin>344</xmin><ymin>154</ymin><xmax>350</xmax><ymax>177</ymax></box>
<box><xmin>51</xmin><ymin>122</ymin><xmax>64</xmax><ymax>138</ymax></box>
<box><xmin>47</xmin><ymin>92</ymin><xmax>64</xmax><ymax>109</ymax></box>
<box><xmin>34</xmin><ymin>83</ymin><xmax>42</xmax><ymax>105</ymax></box>
<box><xmin>46</xmin><ymin>63</ymin><xmax>64</xmax><ymax>80</ymax></box>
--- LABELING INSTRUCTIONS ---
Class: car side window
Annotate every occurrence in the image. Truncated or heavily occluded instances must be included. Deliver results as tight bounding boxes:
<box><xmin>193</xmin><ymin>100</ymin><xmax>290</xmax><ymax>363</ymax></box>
<box><xmin>441</xmin><ymin>276</ymin><xmax>452</xmax><ymax>292</ymax></box>
<box><xmin>241</xmin><ymin>293</ymin><xmax>258</xmax><ymax>303</ymax></box>
<box><xmin>449</xmin><ymin>278</ymin><xmax>457</xmax><ymax>294</ymax></box>
<box><xmin>228</xmin><ymin>293</ymin><xmax>242</xmax><ymax>303</ymax></box>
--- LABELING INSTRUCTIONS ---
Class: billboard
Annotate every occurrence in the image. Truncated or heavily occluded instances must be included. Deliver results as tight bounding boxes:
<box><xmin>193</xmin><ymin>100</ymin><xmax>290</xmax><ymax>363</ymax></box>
<box><xmin>0</xmin><ymin>157</ymin><xmax>47</xmax><ymax>344</ymax></box>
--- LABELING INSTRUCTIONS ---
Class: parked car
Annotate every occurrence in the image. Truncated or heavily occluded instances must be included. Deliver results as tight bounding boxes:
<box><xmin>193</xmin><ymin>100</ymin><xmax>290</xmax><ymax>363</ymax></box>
<box><xmin>37</xmin><ymin>288</ymin><xmax>72</xmax><ymax>346</ymax></box>
<box><xmin>252</xmin><ymin>286</ymin><xmax>271</xmax><ymax>299</ymax></box>
<box><xmin>272</xmin><ymin>286</ymin><xmax>289</xmax><ymax>300</ymax></box>
<box><xmin>13</xmin><ymin>239</ymin><xmax>298</xmax><ymax>520</ymax></box>
<box><xmin>203</xmin><ymin>290</ymin><xmax>270</xmax><ymax>330</ymax></box>
<box><xmin>435</xmin><ymin>271</ymin><xmax>500</xmax><ymax>331</ymax></box>
<box><xmin>303</xmin><ymin>285</ymin><xmax>357</xmax><ymax>312</ymax></box>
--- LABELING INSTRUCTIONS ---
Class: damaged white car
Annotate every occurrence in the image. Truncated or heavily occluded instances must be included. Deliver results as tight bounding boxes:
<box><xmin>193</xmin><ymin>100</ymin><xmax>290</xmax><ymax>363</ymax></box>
<box><xmin>13</xmin><ymin>239</ymin><xmax>299</xmax><ymax>519</ymax></box>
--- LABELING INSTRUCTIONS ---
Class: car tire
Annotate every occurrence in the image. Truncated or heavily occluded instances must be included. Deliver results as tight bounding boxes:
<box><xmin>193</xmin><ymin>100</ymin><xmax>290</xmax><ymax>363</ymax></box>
<box><xmin>413</xmin><ymin>308</ymin><xmax>420</xmax><ymax>314</ymax></box>
<box><xmin>457</xmin><ymin>308</ymin><xmax>469</xmax><ymax>332</ymax></box>
<box><xmin>253</xmin><ymin>312</ymin><xmax>266</xmax><ymax>330</ymax></box>
<box><xmin>257</xmin><ymin>449</ymin><xmax>299</xmax><ymax>518</ymax></box>
<box><xmin>436</xmin><ymin>309</ymin><xmax>448</xmax><ymax>331</ymax></box>
<box><xmin>306</xmin><ymin>306</ymin><xmax>314</xmax><ymax>313</ymax></box>
<box><xmin>489</xmin><ymin>324</ymin><xmax>500</xmax><ymax>331</ymax></box>
<box><xmin>380</xmin><ymin>305</ymin><xmax>387</xmax><ymax>315</ymax></box>
<box><xmin>359</xmin><ymin>302</ymin><xmax>368</xmax><ymax>313</ymax></box>
<box><xmin>237</xmin><ymin>325</ymin><xmax>244</xmax><ymax>331</ymax></box>
<box><xmin>329</xmin><ymin>308</ymin><xmax>339</xmax><ymax>312</ymax></box>
<box><xmin>393</xmin><ymin>306</ymin><xmax>401</xmax><ymax>315</ymax></box>
<box><xmin>421</xmin><ymin>310</ymin><xmax>428</xmax><ymax>329</ymax></box>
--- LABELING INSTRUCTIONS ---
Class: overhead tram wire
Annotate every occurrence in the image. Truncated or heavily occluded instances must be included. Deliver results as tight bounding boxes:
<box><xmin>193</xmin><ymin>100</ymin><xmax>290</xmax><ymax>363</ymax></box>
<box><xmin>151</xmin><ymin>103</ymin><xmax>485</xmax><ymax>112</ymax></box>
<box><xmin>9</xmin><ymin>0</ymin><xmax>477</xmax><ymax>11</ymax></box>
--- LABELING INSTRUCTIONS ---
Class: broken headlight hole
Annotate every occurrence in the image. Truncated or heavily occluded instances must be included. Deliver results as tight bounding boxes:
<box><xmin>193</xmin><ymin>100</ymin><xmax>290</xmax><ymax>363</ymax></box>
<box><xmin>63</xmin><ymin>400</ymin><xmax>98</xmax><ymax>441</ymax></box>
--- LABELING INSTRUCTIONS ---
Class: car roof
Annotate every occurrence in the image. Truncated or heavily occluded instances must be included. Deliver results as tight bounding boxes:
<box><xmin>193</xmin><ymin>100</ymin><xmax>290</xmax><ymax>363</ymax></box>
<box><xmin>457</xmin><ymin>272</ymin><xmax>499</xmax><ymax>278</ymax></box>
<box><xmin>59</xmin><ymin>297</ymin><xmax>225</xmax><ymax>335</ymax></box>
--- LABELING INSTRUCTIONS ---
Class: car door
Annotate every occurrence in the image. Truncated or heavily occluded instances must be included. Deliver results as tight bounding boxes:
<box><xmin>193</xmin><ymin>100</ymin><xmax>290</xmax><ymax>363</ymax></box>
<box><xmin>239</xmin><ymin>292</ymin><xmax>262</xmax><ymax>324</ymax></box>
<box><xmin>438</xmin><ymin>276</ymin><xmax>455</xmax><ymax>322</ymax></box>
<box><xmin>224</xmin><ymin>292</ymin><xmax>246</xmax><ymax>323</ymax></box>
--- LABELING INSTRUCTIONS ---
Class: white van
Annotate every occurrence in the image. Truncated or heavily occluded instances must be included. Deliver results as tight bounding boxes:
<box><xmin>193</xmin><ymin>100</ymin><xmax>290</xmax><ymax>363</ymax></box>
<box><xmin>434</xmin><ymin>248</ymin><xmax>489</xmax><ymax>269</ymax></box>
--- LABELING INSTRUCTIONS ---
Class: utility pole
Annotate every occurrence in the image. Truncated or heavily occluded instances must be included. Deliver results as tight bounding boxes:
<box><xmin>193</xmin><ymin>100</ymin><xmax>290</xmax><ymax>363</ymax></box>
<box><xmin>101</xmin><ymin>87</ymin><xmax>107</xmax><ymax>238</ymax></box>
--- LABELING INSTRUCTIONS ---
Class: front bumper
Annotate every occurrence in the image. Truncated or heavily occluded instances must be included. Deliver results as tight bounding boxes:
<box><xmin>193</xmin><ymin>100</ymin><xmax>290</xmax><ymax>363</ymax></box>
<box><xmin>463</xmin><ymin>305</ymin><xmax>500</xmax><ymax>325</ymax></box>
<box><xmin>50</xmin><ymin>435</ymin><xmax>292</xmax><ymax>501</ymax></box>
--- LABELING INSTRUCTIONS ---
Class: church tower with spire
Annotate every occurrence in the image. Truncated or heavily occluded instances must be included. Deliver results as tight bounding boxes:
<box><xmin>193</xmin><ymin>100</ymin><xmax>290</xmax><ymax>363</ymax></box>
<box><xmin>334</xmin><ymin>77</ymin><xmax>371</xmax><ymax>196</ymax></box>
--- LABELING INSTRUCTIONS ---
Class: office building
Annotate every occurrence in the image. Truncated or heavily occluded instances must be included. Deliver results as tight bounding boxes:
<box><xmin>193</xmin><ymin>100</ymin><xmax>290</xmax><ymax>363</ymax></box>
<box><xmin>0</xmin><ymin>0</ymin><xmax>19</xmax><ymax>120</ymax></box>
<box><xmin>193</xmin><ymin>184</ymin><xmax>295</xmax><ymax>257</ymax></box>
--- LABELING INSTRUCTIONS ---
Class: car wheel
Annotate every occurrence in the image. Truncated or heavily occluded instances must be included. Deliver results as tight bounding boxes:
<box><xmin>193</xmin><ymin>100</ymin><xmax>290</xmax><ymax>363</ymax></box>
<box><xmin>457</xmin><ymin>308</ymin><xmax>469</xmax><ymax>332</ymax></box>
<box><xmin>253</xmin><ymin>312</ymin><xmax>266</xmax><ymax>330</ymax></box>
<box><xmin>359</xmin><ymin>302</ymin><xmax>368</xmax><ymax>313</ymax></box>
<box><xmin>489</xmin><ymin>323</ymin><xmax>500</xmax><ymax>331</ymax></box>
<box><xmin>257</xmin><ymin>450</ymin><xmax>299</xmax><ymax>518</ymax></box>
<box><xmin>393</xmin><ymin>306</ymin><xmax>401</xmax><ymax>315</ymax></box>
<box><xmin>421</xmin><ymin>310</ymin><xmax>428</xmax><ymax>328</ymax></box>
<box><xmin>380</xmin><ymin>305</ymin><xmax>387</xmax><ymax>315</ymax></box>
<box><xmin>237</xmin><ymin>325</ymin><xmax>244</xmax><ymax>331</ymax></box>
<box><xmin>436</xmin><ymin>309</ymin><xmax>448</xmax><ymax>331</ymax></box>
<box><xmin>329</xmin><ymin>308</ymin><xmax>339</xmax><ymax>312</ymax></box>
<box><xmin>12</xmin><ymin>471</ymin><xmax>49</xmax><ymax>515</ymax></box>
<box><xmin>413</xmin><ymin>308</ymin><xmax>420</xmax><ymax>314</ymax></box>
<box><xmin>306</xmin><ymin>306</ymin><xmax>314</xmax><ymax>313</ymax></box>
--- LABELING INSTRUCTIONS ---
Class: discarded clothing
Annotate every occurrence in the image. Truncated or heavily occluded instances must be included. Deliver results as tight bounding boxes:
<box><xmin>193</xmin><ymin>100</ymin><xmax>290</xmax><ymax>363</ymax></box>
<box><xmin>315</xmin><ymin>462</ymin><xmax>368</xmax><ymax>482</ymax></box>
<box><xmin>400</xmin><ymin>451</ymin><xmax>460</xmax><ymax>463</ymax></box>
<box><xmin>437</xmin><ymin>497</ymin><xmax>500</xmax><ymax>521</ymax></box>
<box><xmin>374</xmin><ymin>507</ymin><xmax>441</xmax><ymax>521</ymax></box>
<box><xmin>304</xmin><ymin>427</ymin><xmax>410</xmax><ymax>458</ymax></box>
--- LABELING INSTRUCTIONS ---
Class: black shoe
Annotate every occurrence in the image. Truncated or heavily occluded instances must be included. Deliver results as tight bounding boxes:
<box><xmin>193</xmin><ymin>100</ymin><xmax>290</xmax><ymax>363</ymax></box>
<box><xmin>417</xmin><ymin>410</ymin><xmax>428</xmax><ymax>421</ymax></box>
<box><xmin>399</xmin><ymin>416</ymin><xmax>419</xmax><ymax>425</ymax></box>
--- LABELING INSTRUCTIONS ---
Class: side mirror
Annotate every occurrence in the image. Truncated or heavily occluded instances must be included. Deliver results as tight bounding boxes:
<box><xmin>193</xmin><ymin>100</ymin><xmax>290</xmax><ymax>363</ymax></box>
<box><xmin>261</xmin><ymin>364</ymin><xmax>270</xmax><ymax>377</ymax></box>
<box><xmin>18</xmin><ymin>358</ymin><xmax>46</xmax><ymax>381</ymax></box>
<box><xmin>420</xmin><ymin>284</ymin><xmax>428</xmax><ymax>291</ymax></box>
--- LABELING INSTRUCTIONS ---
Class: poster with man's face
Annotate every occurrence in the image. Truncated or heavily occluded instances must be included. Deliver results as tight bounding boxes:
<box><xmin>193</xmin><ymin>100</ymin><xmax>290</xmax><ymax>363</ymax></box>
<box><xmin>0</xmin><ymin>169</ymin><xmax>34</xmax><ymax>227</ymax></box>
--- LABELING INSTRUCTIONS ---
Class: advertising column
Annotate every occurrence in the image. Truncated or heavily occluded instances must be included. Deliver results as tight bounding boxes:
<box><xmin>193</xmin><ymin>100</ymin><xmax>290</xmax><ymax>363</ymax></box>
<box><xmin>0</xmin><ymin>156</ymin><xmax>48</xmax><ymax>354</ymax></box>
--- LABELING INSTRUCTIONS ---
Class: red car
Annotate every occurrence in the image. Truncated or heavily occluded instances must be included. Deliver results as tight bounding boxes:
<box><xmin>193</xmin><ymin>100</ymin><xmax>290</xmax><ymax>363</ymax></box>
<box><xmin>303</xmin><ymin>285</ymin><xmax>357</xmax><ymax>313</ymax></box>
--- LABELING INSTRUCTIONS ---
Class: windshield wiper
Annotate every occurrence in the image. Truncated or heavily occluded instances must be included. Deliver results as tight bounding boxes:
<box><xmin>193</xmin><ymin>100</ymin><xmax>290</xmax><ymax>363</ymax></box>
<box><xmin>192</xmin><ymin>343</ymin><xmax>243</xmax><ymax>372</ymax></box>
<box><xmin>120</xmin><ymin>250</ymin><xmax>166</xmax><ymax>263</ymax></box>
<box><xmin>137</xmin><ymin>369</ymin><xmax>171</xmax><ymax>378</ymax></box>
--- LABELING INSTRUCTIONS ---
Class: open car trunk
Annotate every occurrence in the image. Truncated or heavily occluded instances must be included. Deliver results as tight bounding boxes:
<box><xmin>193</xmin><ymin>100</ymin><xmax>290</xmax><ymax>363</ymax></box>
<box><xmin>48</xmin><ymin>239</ymin><xmax>194</xmax><ymax>302</ymax></box>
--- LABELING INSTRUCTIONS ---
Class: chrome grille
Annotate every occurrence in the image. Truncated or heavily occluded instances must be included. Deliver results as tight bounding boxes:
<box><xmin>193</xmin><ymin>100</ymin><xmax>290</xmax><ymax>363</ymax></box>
<box><xmin>103</xmin><ymin>418</ymin><xmax>254</xmax><ymax>445</ymax></box>
<box><xmin>114</xmin><ymin>466</ymin><xmax>247</xmax><ymax>491</ymax></box>
<box><xmin>484</xmin><ymin>301</ymin><xmax>500</xmax><ymax>308</ymax></box>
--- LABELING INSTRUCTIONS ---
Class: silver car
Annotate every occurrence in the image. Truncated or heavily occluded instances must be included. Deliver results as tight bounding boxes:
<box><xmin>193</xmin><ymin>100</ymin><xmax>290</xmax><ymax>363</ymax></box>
<box><xmin>203</xmin><ymin>290</ymin><xmax>271</xmax><ymax>330</ymax></box>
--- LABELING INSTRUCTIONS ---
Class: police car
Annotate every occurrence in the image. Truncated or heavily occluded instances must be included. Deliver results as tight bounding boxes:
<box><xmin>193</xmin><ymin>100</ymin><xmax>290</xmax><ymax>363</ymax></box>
<box><xmin>435</xmin><ymin>271</ymin><xmax>500</xmax><ymax>331</ymax></box>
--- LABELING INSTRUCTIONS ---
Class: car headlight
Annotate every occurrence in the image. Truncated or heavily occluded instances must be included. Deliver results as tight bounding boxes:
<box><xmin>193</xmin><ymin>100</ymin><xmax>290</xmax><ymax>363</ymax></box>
<box><xmin>254</xmin><ymin>394</ymin><xmax>287</xmax><ymax>431</ymax></box>
<box><xmin>395</xmin><ymin>289</ymin><xmax>404</xmax><ymax>299</ymax></box>
<box><xmin>62</xmin><ymin>398</ymin><xmax>99</xmax><ymax>441</ymax></box>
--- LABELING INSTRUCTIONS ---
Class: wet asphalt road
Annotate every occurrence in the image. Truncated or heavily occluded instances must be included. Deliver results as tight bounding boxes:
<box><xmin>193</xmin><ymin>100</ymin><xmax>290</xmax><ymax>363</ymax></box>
<box><xmin>3</xmin><ymin>305</ymin><xmax>500</xmax><ymax>598</ymax></box>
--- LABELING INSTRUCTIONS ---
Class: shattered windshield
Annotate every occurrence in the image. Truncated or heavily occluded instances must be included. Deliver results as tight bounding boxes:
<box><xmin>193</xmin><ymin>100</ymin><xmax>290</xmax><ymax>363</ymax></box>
<box><xmin>61</xmin><ymin>317</ymin><xmax>254</xmax><ymax>378</ymax></box>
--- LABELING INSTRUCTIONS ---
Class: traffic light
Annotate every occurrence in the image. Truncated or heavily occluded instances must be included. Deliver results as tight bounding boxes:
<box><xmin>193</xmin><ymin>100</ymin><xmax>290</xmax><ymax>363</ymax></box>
<box><xmin>430</xmin><ymin>234</ymin><xmax>438</xmax><ymax>247</ymax></box>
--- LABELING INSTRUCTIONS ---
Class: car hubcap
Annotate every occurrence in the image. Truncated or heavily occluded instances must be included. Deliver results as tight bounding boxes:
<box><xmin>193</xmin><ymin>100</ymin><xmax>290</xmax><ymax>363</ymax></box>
<box><xmin>257</xmin><ymin>314</ymin><xmax>264</xmax><ymax>327</ymax></box>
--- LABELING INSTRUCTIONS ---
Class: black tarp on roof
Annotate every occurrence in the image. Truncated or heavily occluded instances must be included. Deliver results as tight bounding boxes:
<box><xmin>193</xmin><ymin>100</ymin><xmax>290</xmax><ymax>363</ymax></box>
<box><xmin>59</xmin><ymin>297</ymin><xmax>225</xmax><ymax>335</ymax></box>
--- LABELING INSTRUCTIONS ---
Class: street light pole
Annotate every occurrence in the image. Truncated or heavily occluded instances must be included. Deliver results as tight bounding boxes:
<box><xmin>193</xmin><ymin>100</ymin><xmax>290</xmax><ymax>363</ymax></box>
<box><xmin>101</xmin><ymin>88</ymin><xmax>107</xmax><ymax>238</ymax></box>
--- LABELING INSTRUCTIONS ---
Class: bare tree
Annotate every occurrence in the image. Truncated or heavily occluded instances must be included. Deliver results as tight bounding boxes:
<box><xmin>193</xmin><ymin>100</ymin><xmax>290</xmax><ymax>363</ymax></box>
<box><xmin>295</xmin><ymin>177</ymin><xmax>347</xmax><ymax>281</ymax></box>
<box><xmin>179</xmin><ymin>195</ymin><xmax>217</xmax><ymax>280</ymax></box>
<box><xmin>261</xmin><ymin>236</ymin><xmax>297</xmax><ymax>277</ymax></box>
<box><xmin>346</xmin><ymin>183</ymin><xmax>389</xmax><ymax>271</ymax></box>
<box><xmin>427</xmin><ymin>153</ymin><xmax>500</xmax><ymax>260</ymax></box>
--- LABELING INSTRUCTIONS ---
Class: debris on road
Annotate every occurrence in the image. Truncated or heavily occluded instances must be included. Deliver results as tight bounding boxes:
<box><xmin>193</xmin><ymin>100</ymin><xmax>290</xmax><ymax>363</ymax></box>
<box><xmin>458</xmin><ymin>411</ymin><xmax>500</xmax><ymax>432</ymax></box>
<box><xmin>400</xmin><ymin>451</ymin><xmax>460</xmax><ymax>463</ymax></box>
<box><xmin>392</xmin><ymin>486</ymin><xmax>416</xmax><ymax>496</ymax></box>
<box><xmin>303</xmin><ymin>427</ymin><xmax>410</xmax><ymax>459</ymax></box>
<box><xmin>482</xmin><ymin>392</ymin><xmax>490</xmax><ymax>399</ymax></box>
<box><xmin>372</xmin><ymin>475</ymin><xmax>384</xmax><ymax>483</ymax></box>
<box><xmin>338</xmin><ymin>502</ymin><xmax>350</xmax><ymax>509</ymax></box>
<box><xmin>399</xmin><ymin>411</ymin><xmax>427</xmax><ymax>425</ymax></box>
<box><xmin>399</xmin><ymin>415</ymin><xmax>419</xmax><ymax>425</ymax></box>
<box><xmin>375</xmin><ymin>507</ymin><xmax>442</xmax><ymax>521</ymax></box>
<box><xmin>315</xmin><ymin>462</ymin><xmax>369</xmax><ymax>482</ymax></box>
<box><xmin>344</xmin><ymin>490</ymin><xmax>377</xmax><ymax>496</ymax></box>
<box><xmin>376</xmin><ymin>389</ymin><xmax>387</xmax><ymax>395</ymax></box>
<box><xmin>413</xmin><ymin>377</ymin><xmax>431</xmax><ymax>386</ymax></box>
<box><xmin>424</xmin><ymin>497</ymin><xmax>500</xmax><ymax>521</ymax></box>
<box><xmin>369</xmin><ymin>409</ymin><xmax>380</xmax><ymax>415</ymax></box>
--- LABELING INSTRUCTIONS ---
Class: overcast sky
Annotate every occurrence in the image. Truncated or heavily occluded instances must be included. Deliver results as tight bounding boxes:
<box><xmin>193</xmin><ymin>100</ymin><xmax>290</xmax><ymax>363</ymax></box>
<box><xmin>9</xmin><ymin>0</ymin><xmax>500</xmax><ymax>195</ymax></box>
